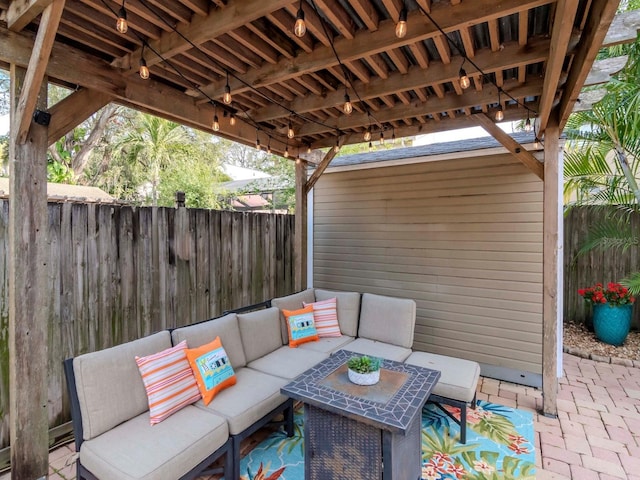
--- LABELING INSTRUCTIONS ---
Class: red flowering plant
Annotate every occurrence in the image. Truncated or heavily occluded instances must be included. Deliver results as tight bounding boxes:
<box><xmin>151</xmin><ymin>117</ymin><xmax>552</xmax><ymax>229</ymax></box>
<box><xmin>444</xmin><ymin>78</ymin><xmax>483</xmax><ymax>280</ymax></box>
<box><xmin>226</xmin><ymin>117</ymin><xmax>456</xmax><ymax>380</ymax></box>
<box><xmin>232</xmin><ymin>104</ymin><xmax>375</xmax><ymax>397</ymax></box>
<box><xmin>578</xmin><ymin>282</ymin><xmax>636</xmax><ymax>306</ymax></box>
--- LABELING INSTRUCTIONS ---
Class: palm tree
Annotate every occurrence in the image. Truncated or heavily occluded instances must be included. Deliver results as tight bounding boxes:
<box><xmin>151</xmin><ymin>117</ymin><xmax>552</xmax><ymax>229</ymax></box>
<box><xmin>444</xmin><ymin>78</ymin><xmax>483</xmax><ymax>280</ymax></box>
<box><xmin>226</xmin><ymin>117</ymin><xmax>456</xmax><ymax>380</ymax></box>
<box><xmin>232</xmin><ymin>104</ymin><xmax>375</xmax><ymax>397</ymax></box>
<box><xmin>114</xmin><ymin>113</ymin><xmax>191</xmax><ymax>205</ymax></box>
<box><xmin>564</xmin><ymin>34</ymin><xmax>640</xmax><ymax>294</ymax></box>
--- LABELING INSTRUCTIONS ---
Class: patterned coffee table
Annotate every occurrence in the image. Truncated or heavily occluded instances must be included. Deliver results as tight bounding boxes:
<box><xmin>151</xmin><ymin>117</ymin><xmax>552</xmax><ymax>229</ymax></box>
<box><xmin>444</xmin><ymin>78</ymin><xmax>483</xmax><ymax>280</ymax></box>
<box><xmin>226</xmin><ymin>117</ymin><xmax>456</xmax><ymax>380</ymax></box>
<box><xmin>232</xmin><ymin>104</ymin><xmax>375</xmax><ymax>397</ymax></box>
<box><xmin>281</xmin><ymin>349</ymin><xmax>441</xmax><ymax>480</ymax></box>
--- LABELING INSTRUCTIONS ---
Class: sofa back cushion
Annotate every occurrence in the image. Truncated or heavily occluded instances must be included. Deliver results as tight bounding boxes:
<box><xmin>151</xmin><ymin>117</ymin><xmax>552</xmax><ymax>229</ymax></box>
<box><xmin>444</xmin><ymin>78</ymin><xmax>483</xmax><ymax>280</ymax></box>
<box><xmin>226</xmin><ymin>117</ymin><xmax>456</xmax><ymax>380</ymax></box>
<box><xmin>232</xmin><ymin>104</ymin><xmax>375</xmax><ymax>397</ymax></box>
<box><xmin>73</xmin><ymin>330</ymin><xmax>172</xmax><ymax>440</ymax></box>
<box><xmin>270</xmin><ymin>289</ymin><xmax>316</xmax><ymax>344</ymax></box>
<box><xmin>358</xmin><ymin>293</ymin><xmax>416</xmax><ymax>348</ymax></box>
<box><xmin>315</xmin><ymin>289</ymin><xmax>360</xmax><ymax>337</ymax></box>
<box><xmin>238</xmin><ymin>307</ymin><xmax>284</xmax><ymax>363</ymax></box>
<box><xmin>171</xmin><ymin>313</ymin><xmax>246</xmax><ymax>369</ymax></box>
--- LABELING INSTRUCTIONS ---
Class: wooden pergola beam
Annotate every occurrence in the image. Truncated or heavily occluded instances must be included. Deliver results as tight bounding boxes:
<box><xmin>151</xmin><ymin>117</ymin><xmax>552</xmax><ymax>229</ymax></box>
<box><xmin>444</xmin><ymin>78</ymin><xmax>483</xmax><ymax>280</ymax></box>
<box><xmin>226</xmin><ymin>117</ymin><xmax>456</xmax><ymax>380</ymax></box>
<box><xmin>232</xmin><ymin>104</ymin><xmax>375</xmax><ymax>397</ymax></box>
<box><xmin>13</xmin><ymin>0</ymin><xmax>65</xmax><ymax>144</ymax></box>
<box><xmin>6</xmin><ymin>0</ymin><xmax>52</xmax><ymax>31</ymax></box>
<box><xmin>298</xmin><ymin>78</ymin><xmax>544</xmax><ymax>137</ymax></box>
<box><xmin>189</xmin><ymin>0</ymin><xmax>554</xmax><ymax>100</ymax></box>
<box><xmin>536</xmin><ymin>0</ymin><xmax>580</xmax><ymax>135</ymax></box>
<box><xmin>250</xmin><ymin>38</ymin><xmax>558</xmax><ymax>123</ymax></box>
<box><xmin>47</xmin><ymin>88</ymin><xmax>114</xmax><ymax>145</ymax></box>
<box><xmin>304</xmin><ymin>137</ymin><xmax>344</xmax><ymax>194</ymax></box>
<box><xmin>113</xmin><ymin>0</ymin><xmax>293</xmax><ymax>71</ymax></box>
<box><xmin>557</xmin><ymin>0</ymin><xmax>621</xmax><ymax>130</ymax></box>
<box><xmin>310</xmin><ymin>107</ymin><xmax>538</xmax><ymax>149</ymax></box>
<box><xmin>475</xmin><ymin>113</ymin><xmax>544</xmax><ymax>180</ymax></box>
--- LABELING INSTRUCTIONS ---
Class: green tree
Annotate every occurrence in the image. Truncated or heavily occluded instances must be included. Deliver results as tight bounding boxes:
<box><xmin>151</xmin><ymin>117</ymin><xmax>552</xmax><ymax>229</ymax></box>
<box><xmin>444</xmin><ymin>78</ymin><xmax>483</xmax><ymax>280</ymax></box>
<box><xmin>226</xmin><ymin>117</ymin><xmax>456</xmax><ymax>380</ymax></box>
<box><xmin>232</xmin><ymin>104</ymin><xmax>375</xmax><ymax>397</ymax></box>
<box><xmin>113</xmin><ymin>113</ymin><xmax>192</xmax><ymax>205</ymax></box>
<box><xmin>564</xmin><ymin>31</ymin><xmax>640</xmax><ymax>294</ymax></box>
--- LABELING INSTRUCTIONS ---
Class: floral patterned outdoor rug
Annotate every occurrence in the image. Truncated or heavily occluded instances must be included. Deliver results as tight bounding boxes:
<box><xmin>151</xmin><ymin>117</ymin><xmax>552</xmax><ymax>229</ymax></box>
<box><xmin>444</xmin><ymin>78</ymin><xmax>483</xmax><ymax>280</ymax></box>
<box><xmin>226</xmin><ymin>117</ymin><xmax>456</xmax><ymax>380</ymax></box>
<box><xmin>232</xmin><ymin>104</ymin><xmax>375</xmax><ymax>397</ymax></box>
<box><xmin>238</xmin><ymin>400</ymin><xmax>535</xmax><ymax>480</ymax></box>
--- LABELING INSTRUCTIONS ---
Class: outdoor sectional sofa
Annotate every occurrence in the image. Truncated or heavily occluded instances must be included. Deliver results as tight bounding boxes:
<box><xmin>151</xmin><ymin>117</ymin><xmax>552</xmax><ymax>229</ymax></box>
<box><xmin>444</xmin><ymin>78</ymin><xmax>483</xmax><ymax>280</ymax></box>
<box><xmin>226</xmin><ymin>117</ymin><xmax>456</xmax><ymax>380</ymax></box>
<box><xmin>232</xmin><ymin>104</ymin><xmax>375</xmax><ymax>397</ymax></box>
<box><xmin>64</xmin><ymin>288</ymin><xmax>480</xmax><ymax>480</ymax></box>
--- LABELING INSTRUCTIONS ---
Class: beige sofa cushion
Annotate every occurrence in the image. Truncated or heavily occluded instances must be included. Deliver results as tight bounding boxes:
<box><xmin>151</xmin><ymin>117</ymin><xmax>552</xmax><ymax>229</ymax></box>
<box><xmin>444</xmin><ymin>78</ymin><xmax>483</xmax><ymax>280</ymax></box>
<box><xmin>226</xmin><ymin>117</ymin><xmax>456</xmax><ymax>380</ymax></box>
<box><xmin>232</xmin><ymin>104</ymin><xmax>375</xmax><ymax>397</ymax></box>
<box><xmin>197</xmin><ymin>367</ymin><xmax>289</xmax><ymax>435</ymax></box>
<box><xmin>74</xmin><ymin>331</ymin><xmax>171</xmax><ymax>440</ymax></box>
<box><xmin>298</xmin><ymin>335</ymin><xmax>355</xmax><ymax>355</ymax></box>
<box><xmin>80</xmin><ymin>406</ymin><xmax>228</xmax><ymax>480</ymax></box>
<box><xmin>358</xmin><ymin>293</ymin><xmax>416</xmax><ymax>348</ymax></box>
<box><xmin>237</xmin><ymin>307</ymin><xmax>283</xmax><ymax>363</ymax></box>
<box><xmin>247</xmin><ymin>346</ymin><xmax>328</xmax><ymax>380</ymax></box>
<box><xmin>171</xmin><ymin>313</ymin><xmax>246</xmax><ymax>368</ymax></box>
<box><xmin>271</xmin><ymin>289</ymin><xmax>316</xmax><ymax>344</ymax></box>
<box><xmin>315</xmin><ymin>289</ymin><xmax>361</xmax><ymax>337</ymax></box>
<box><xmin>405</xmin><ymin>351</ymin><xmax>481</xmax><ymax>403</ymax></box>
<box><xmin>343</xmin><ymin>338</ymin><xmax>412</xmax><ymax>362</ymax></box>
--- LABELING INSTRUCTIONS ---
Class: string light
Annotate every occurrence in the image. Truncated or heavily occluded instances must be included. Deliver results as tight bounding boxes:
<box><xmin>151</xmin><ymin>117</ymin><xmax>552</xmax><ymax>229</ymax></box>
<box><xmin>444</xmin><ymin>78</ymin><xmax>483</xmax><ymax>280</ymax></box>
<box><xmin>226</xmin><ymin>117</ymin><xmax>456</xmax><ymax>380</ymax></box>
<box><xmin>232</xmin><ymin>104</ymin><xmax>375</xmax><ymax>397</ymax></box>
<box><xmin>495</xmin><ymin>90</ymin><xmax>504</xmax><ymax>122</ymax></box>
<box><xmin>334</xmin><ymin>138</ymin><xmax>340</xmax><ymax>153</ymax></box>
<box><xmin>287</xmin><ymin>120</ymin><xmax>295</xmax><ymax>139</ymax></box>
<box><xmin>256</xmin><ymin>129</ymin><xmax>261</xmax><ymax>150</ymax></box>
<box><xmin>284</xmin><ymin>145</ymin><xmax>289</xmax><ymax>158</ymax></box>
<box><xmin>296</xmin><ymin>154</ymin><xmax>301</xmax><ymax>164</ymax></box>
<box><xmin>395</xmin><ymin>7</ymin><xmax>407</xmax><ymax>39</ymax></box>
<box><xmin>307</xmin><ymin>144</ymin><xmax>312</xmax><ymax>154</ymax></box>
<box><xmin>212</xmin><ymin>103</ymin><xmax>220</xmax><ymax>131</ymax></box>
<box><xmin>534</xmin><ymin>137</ymin><xmax>542</xmax><ymax>149</ymax></box>
<box><xmin>267</xmin><ymin>137</ymin><xmax>272</xmax><ymax>154</ymax></box>
<box><xmin>139</xmin><ymin>44</ymin><xmax>149</xmax><ymax>79</ymax></box>
<box><xmin>459</xmin><ymin>60</ymin><xmax>470</xmax><ymax>90</ymax></box>
<box><xmin>343</xmin><ymin>91</ymin><xmax>353</xmax><ymax>115</ymax></box>
<box><xmin>230</xmin><ymin>113</ymin><xmax>236</xmax><ymax>126</ymax></box>
<box><xmin>524</xmin><ymin>114</ymin><xmax>533</xmax><ymax>133</ymax></box>
<box><xmin>379</xmin><ymin>131</ymin><xmax>385</xmax><ymax>145</ymax></box>
<box><xmin>294</xmin><ymin>0</ymin><xmax>306</xmax><ymax>38</ymax></box>
<box><xmin>116</xmin><ymin>0</ymin><xmax>127</xmax><ymax>33</ymax></box>
<box><xmin>223</xmin><ymin>71</ymin><xmax>232</xmax><ymax>105</ymax></box>
<box><xmin>368</xmin><ymin>141</ymin><xmax>373</xmax><ymax>152</ymax></box>
<box><xmin>391</xmin><ymin>130</ymin><xmax>396</xmax><ymax>145</ymax></box>
<box><xmin>363</xmin><ymin>127</ymin><xmax>371</xmax><ymax>142</ymax></box>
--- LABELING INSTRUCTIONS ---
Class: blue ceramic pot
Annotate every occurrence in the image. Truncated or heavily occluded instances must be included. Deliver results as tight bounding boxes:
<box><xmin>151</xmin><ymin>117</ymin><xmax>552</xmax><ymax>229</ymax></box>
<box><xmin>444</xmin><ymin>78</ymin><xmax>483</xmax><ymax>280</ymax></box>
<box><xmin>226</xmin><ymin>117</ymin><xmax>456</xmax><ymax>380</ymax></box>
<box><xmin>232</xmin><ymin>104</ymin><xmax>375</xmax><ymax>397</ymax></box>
<box><xmin>592</xmin><ymin>304</ymin><xmax>633</xmax><ymax>346</ymax></box>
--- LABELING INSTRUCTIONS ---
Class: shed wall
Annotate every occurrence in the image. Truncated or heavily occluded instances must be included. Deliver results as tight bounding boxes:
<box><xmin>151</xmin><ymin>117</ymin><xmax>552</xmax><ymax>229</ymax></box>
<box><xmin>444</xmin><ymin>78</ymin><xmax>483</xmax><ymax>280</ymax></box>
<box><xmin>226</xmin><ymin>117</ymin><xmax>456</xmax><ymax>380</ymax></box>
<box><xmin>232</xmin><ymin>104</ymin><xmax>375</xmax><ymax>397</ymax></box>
<box><xmin>312</xmin><ymin>153</ymin><xmax>544</xmax><ymax>379</ymax></box>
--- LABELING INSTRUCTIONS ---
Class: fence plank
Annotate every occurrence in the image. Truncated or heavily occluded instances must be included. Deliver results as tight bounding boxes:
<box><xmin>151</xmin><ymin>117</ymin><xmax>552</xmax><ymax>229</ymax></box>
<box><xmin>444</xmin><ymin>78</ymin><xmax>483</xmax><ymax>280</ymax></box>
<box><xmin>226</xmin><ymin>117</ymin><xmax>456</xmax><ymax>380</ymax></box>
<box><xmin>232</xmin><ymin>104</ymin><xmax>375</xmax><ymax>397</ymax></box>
<box><xmin>0</xmin><ymin>201</ymin><xmax>10</xmax><ymax>448</ymax></box>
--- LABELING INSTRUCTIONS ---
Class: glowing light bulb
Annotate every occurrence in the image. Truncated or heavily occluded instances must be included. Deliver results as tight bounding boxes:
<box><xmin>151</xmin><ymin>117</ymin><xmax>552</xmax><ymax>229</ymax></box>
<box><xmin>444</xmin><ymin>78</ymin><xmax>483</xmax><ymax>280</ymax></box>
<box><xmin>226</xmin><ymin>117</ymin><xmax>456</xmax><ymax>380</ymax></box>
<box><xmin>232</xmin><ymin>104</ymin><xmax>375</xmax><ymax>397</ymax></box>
<box><xmin>212</xmin><ymin>115</ymin><xmax>220</xmax><ymax>131</ymax></box>
<box><xmin>459</xmin><ymin>68</ymin><xmax>470</xmax><ymax>89</ymax></box>
<box><xmin>524</xmin><ymin>117</ymin><xmax>532</xmax><ymax>132</ymax></box>
<box><xmin>379</xmin><ymin>132</ymin><xmax>384</xmax><ymax>145</ymax></box>
<box><xmin>334</xmin><ymin>141</ymin><xmax>340</xmax><ymax>153</ymax></box>
<box><xmin>284</xmin><ymin>147</ymin><xmax>289</xmax><ymax>158</ymax></box>
<box><xmin>363</xmin><ymin>128</ymin><xmax>371</xmax><ymax>142</ymax></box>
<box><xmin>139</xmin><ymin>58</ymin><xmax>149</xmax><ymax>80</ymax></box>
<box><xmin>534</xmin><ymin>137</ymin><xmax>541</xmax><ymax>149</ymax></box>
<box><xmin>296</xmin><ymin>156</ymin><xmax>301</xmax><ymax>164</ymax></box>
<box><xmin>116</xmin><ymin>7</ymin><xmax>128</xmax><ymax>33</ymax></box>
<box><xmin>230</xmin><ymin>113</ymin><xmax>236</xmax><ymax>126</ymax></box>
<box><xmin>223</xmin><ymin>84</ymin><xmax>232</xmax><ymax>105</ymax></box>
<box><xmin>495</xmin><ymin>106</ymin><xmax>504</xmax><ymax>122</ymax></box>
<box><xmin>287</xmin><ymin>122</ymin><xmax>295</xmax><ymax>139</ymax></box>
<box><xmin>294</xmin><ymin>8</ymin><xmax>306</xmax><ymax>38</ymax></box>
<box><xmin>307</xmin><ymin>145</ymin><xmax>312</xmax><ymax>154</ymax></box>
<box><xmin>267</xmin><ymin>141</ymin><xmax>272</xmax><ymax>154</ymax></box>
<box><xmin>395</xmin><ymin>8</ymin><xmax>407</xmax><ymax>39</ymax></box>
<box><xmin>343</xmin><ymin>93</ymin><xmax>353</xmax><ymax>115</ymax></box>
<box><xmin>256</xmin><ymin>138</ymin><xmax>261</xmax><ymax>150</ymax></box>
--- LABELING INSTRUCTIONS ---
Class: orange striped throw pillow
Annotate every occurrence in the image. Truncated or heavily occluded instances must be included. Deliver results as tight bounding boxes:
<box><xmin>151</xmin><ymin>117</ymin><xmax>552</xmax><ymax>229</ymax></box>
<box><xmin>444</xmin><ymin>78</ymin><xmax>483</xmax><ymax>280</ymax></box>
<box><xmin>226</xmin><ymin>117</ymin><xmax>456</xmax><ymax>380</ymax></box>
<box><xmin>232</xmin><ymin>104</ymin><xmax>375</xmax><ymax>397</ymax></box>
<box><xmin>303</xmin><ymin>297</ymin><xmax>341</xmax><ymax>338</ymax></box>
<box><xmin>135</xmin><ymin>340</ymin><xmax>201</xmax><ymax>425</ymax></box>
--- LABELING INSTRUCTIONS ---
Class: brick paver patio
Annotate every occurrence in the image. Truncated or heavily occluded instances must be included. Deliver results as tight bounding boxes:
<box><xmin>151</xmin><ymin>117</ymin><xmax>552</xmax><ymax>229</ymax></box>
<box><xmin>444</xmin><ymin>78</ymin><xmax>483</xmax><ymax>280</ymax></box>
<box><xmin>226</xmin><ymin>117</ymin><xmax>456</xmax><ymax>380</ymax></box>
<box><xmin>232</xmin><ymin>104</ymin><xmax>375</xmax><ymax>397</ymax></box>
<box><xmin>3</xmin><ymin>352</ymin><xmax>638</xmax><ymax>480</ymax></box>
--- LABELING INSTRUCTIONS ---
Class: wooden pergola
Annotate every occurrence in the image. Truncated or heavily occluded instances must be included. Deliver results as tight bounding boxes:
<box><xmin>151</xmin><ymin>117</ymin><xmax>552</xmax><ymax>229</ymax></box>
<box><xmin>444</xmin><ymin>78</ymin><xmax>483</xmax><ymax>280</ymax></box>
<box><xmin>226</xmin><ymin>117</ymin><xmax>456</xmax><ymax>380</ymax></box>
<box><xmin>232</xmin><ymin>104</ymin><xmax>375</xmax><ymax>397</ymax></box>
<box><xmin>0</xmin><ymin>0</ymin><xmax>634</xmax><ymax>476</ymax></box>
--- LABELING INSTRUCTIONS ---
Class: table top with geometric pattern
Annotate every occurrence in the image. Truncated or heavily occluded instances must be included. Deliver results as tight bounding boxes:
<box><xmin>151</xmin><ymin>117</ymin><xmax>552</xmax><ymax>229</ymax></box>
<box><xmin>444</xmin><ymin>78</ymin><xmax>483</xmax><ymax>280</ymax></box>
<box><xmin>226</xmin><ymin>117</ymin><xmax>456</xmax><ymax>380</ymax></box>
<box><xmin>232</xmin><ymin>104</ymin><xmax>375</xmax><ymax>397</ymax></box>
<box><xmin>281</xmin><ymin>349</ymin><xmax>441</xmax><ymax>434</ymax></box>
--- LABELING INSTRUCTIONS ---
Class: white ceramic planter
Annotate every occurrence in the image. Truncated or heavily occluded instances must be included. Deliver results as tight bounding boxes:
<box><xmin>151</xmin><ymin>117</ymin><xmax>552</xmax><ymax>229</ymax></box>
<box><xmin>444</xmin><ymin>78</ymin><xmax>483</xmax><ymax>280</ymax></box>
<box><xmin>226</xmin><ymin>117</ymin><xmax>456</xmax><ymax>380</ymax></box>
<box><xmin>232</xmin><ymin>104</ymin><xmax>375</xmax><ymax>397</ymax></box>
<box><xmin>348</xmin><ymin>368</ymin><xmax>380</xmax><ymax>386</ymax></box>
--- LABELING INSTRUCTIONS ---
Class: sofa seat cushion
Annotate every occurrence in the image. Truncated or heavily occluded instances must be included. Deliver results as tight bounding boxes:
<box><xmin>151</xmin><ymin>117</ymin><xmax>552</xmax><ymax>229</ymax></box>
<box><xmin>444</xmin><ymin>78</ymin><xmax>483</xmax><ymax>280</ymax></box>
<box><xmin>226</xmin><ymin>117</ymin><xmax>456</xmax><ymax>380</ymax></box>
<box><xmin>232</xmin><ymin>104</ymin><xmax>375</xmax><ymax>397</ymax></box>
<box><xmin>80</xmin><ymin>405</ymin><xmax>228</xmax><ymax>480</ymax></box>
<box><xmin>314</xmin><ymin>289</ymin><xmax>361</xmax><ymax>337</ymax></box>
<box><xmin>197</xmin><ymin>367</ymin><xmax>289</xmax><ymax>435</ymax></box>
<box><xmin>343</xmin><ymin>339</ymin><xmax>412</xmax><ymax>362</ymax></box>
<box><xmin>298</xmin><ymin>335</ymin><xmax>355</xmax><ymax>355</ymax></box>
<box><xmin>405</xmin><ymin>352</ymin><xmax>481</xmax><ymax>403</ymax></box>
<box><xmin>247</xmin><ymin>347</ymin><xmax>328</xmax><ymax>380</ymax></box>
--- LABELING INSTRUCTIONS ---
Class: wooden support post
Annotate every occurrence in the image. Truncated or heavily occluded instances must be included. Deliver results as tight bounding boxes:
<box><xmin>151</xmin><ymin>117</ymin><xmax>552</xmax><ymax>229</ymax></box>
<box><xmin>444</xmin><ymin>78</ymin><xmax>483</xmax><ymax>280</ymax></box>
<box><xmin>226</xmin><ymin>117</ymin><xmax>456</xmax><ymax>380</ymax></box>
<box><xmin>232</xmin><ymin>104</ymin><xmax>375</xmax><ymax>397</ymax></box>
<box><xmin>542</xmin><ymin>122</ymin><xmax>560</xmax><ymax>417</ymax></box>
<box><xmin>9</xmin><ymin>64</ymin><xmax>50</xmax><ymax>479</ymax></box>
<box><xmin>294</xmin><ymin>160</ymin><xmax>308</xmax><ymax>291</ymax></box>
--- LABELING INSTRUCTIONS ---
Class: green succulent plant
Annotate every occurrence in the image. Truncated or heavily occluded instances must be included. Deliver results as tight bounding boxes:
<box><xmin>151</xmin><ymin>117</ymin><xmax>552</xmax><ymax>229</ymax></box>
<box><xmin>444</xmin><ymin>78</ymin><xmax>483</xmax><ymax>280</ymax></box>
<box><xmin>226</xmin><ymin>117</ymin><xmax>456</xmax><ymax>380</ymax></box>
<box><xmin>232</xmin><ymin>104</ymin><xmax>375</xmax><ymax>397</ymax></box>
<box><xmin>347</xmin><ymin>355</ymin><xmax>381</xmax><ymax>374</ymax></box>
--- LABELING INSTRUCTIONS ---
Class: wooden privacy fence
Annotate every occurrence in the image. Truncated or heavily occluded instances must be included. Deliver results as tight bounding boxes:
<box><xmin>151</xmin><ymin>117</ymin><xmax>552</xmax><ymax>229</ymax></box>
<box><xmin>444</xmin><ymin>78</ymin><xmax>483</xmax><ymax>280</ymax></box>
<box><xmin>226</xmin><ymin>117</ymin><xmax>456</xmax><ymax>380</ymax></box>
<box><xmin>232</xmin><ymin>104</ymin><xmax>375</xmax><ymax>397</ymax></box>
<box><xmin>564</xmin><ymin>206</ymin><xmax>640</xmax><ymax>327</ymax></box>
<box><xmin>0</xmin><ymin>200</ymin><xmax>295</xmax><ymax>456</ymax></box>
